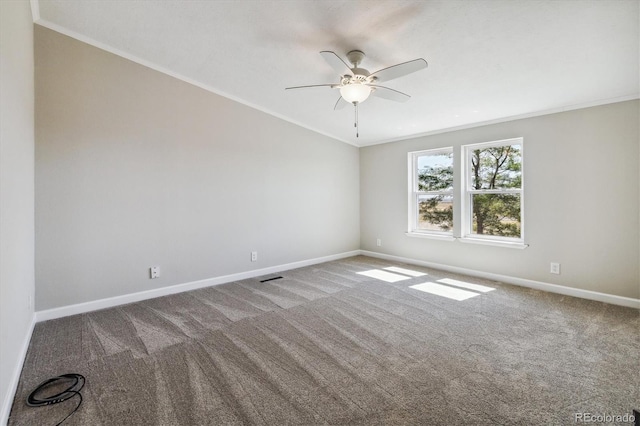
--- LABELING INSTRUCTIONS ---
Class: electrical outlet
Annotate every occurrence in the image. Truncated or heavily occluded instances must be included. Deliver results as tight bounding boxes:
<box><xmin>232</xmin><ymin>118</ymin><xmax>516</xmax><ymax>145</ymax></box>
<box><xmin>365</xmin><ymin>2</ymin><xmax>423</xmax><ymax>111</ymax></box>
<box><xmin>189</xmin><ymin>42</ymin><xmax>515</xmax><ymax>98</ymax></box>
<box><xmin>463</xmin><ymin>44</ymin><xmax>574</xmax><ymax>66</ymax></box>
<box><xmin>251</xmin><ymin>251</ymin><xmax>258</xmax><ymax>262</ymax></box>
<box><xmin>150</xmin><ymin>266</ymin><xmax>160</xmax><ymax>279</ymax></box>
<box><xmin>376</xmin><ymin>238</ymin><xmax>382</xmax><ymax>247</ymax></box>
<box><xmin>550</xmin><ymin>262</ymin><xmax>560</xmax><ymax>275</ymax></box>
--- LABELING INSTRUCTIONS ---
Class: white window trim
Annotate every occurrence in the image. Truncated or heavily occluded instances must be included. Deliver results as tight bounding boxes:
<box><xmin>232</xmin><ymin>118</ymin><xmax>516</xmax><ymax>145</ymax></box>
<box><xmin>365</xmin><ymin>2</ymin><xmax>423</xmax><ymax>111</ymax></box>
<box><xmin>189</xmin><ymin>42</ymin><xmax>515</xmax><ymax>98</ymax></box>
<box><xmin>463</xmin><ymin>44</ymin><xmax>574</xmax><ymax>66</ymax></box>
<box><xmin>407</xmin><ymin>147</ymin><xmax>454</xmax><ymax>237</ymax></box>
<box><xmin>460</xmin><ymin>137</ymin><xmax>525</xmax><ymax>245</ymax></box>
<box><xmin>458</xmin><ymin>237</ymin><xmax>528</xmax><ymax>249</ymax></box>
<box><xmin>405</xmin><ymin>232</ymin><xmax>456</xmax><ymax>241</ymax></box>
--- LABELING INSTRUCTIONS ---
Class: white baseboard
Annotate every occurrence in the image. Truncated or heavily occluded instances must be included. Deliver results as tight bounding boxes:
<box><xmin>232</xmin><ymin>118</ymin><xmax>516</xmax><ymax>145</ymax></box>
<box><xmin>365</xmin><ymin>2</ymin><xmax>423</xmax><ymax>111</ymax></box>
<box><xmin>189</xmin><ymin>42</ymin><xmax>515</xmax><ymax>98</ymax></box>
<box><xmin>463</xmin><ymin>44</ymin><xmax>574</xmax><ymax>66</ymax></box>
<box><xmin>360</xmin><ymin>250</ymin><xmax>640</xmax><ymax>309</ymax></box>
<box><xmin>35</xmin><ymin>250</ymin><xmax>361</xmax><ymax>322</ymax></box>
<box><xmin>33</xmin><ymin>248</ymin><xmax>640</xmax><ymax>322</ymax></box>
<box><xmin>1</xmin><ymin>313</ymin><xmax>36</xmax><ymax>426</ymax></box>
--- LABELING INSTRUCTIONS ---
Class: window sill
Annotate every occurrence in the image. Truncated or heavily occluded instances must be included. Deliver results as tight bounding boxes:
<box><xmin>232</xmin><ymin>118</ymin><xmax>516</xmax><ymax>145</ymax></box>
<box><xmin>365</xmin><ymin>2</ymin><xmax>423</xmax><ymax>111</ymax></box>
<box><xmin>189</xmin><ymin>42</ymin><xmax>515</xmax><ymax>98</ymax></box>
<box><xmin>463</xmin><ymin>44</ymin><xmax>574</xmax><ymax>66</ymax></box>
<box><xmin>405</xmin><ymin>232</ymin><xmax>456</xmax><ymax>241</ymax></box>
<box><xmin>458</xmin><ymin>237</ymin><xmax>528</xmax><ymax>249</ymax></box>
<box><xmin>405</xmin><ymin>233</ymin><xmax>528</xmax><ymax>249</ymax></box>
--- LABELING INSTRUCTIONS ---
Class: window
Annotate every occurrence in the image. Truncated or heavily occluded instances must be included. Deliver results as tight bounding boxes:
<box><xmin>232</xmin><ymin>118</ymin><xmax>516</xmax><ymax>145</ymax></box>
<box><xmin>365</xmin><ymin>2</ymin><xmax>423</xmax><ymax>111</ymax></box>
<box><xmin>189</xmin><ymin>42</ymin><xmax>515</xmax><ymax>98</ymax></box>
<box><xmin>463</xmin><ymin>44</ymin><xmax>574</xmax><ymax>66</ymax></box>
<box><xmin>408</xmin><ymin>148</ymin><xmax>454</xmax><ymax>236</ymax></box>
<box><xmin>408</xmin><ymin>137</ymin><xmax>525</xmax><ymax>248</ymax></box>
<box><xmin>462</xmin><ymin>138</ymin><xmax>523</xmax><ymax>243</ymax></box>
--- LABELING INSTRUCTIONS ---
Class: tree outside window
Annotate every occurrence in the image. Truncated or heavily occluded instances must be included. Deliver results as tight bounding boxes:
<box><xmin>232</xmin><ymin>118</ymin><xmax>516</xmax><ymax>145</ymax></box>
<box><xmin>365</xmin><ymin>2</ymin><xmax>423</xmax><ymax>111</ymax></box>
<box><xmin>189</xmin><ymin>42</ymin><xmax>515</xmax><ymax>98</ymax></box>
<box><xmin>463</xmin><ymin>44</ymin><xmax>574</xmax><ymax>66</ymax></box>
<box><xmin>410</xmin><ymin>148</ymin><xmax>453</xmax><ymax>234</ymax></box>
<box><xmin>465</xmin><ymin>139</ymin><xmax>523</xmax><ymax>240</ymax></box>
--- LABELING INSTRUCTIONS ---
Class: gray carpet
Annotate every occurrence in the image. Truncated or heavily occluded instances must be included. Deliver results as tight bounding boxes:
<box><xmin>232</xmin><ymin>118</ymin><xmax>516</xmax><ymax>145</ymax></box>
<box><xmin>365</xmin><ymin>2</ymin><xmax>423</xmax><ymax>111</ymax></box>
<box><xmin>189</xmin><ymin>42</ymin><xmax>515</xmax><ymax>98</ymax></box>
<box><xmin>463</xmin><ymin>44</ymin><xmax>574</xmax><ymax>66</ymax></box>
<box><xmin>8</xmin><ymin>256</ymin><xmax>640</xmax><ymax>425</ymax></box>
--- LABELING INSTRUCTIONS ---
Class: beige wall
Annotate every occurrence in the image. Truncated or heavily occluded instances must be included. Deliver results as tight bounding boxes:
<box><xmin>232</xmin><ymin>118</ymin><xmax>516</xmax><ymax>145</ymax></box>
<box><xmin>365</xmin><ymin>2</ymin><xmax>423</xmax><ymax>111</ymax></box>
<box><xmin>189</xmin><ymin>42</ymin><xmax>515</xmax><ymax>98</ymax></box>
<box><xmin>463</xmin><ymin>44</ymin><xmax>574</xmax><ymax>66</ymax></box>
<box><xmin>361</xmin><ymin>100</ymin><xmax>640</xmax><ymax>299</ymax></box>
<box><xmin>35</xmin><ymin>26</ymin><xmax>360</xmax><ymax>310</ymax></box>
<box><xmin>0</xmin><ymin>0</ymin><xmax>35</xmax><ymax>421</ymax></box>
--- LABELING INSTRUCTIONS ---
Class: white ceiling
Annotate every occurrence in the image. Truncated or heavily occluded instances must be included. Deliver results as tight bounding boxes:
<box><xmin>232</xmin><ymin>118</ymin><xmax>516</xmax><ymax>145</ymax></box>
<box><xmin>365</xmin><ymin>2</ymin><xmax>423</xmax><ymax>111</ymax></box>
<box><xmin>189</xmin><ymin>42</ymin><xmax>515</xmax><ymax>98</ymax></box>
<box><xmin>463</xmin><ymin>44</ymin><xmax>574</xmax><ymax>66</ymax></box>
<box><xmin>33</xmin><ymin>0</ymin><xmax>639</xmax><ymax>147</ymax></box>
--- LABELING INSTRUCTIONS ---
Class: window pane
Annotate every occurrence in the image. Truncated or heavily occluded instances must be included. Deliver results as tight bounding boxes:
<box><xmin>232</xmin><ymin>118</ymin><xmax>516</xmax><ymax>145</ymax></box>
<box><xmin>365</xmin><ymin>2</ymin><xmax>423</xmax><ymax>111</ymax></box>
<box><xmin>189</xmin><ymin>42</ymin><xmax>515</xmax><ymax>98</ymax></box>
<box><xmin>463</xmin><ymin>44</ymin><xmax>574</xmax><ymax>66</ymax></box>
<box><xmin>470</xmin><ymin>144</ymin><xmax>521</xmax><ymax>190</ymax></box>
<box><xmin>418</xmin><ymin>194</ymin><xmax>453</xmax><ymax>232</ymax></box>
<box><xmin>417</xmin><ymin>152</ymin><xmax>453</xmax><ymax>191</ymax></box>
<box><xmin>471</xmin><ymin>193</ymin><xmax>521</xmax><ymax>237</ymax></box>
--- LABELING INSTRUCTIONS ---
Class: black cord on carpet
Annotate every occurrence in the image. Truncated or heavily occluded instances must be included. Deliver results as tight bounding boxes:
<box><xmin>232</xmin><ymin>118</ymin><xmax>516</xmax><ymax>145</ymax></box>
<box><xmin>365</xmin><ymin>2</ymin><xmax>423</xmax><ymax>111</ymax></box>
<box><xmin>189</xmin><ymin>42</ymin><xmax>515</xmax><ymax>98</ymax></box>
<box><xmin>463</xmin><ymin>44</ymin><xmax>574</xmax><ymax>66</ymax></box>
<box><xmin>26</xmin><ymin>373</ymin><xmax>85</xmax><ymax>426</ymax></box>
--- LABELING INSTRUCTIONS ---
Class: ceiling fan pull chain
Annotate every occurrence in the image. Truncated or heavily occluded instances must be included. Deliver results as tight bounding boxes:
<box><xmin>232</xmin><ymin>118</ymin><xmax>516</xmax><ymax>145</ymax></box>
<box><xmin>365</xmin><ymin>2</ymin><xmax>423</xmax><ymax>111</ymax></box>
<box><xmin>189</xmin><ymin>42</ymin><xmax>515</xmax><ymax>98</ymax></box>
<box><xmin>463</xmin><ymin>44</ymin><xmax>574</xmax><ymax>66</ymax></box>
<box><xmin>354</xmin><ymin>102</ymin><xmax>357</xmax><ymax>128</ymax></box>
<box><xmin>355</xmin><ymin>102</ymin><xmax>359</xmax><ymax>138</ymax></box>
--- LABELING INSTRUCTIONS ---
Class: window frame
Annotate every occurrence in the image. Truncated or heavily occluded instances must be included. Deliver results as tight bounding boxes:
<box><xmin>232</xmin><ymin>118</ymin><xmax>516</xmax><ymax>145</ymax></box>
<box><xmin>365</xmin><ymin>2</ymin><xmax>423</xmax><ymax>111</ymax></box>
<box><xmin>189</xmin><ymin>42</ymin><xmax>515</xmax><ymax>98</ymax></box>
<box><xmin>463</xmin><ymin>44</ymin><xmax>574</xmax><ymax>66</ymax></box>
<box><xmin>407</xmin><ymin>147</ymin><xmax>455</xmax><ymax>238</ymax></box>
<box><xmin>460</xmin><ymin>137</ymin><xmax>524</xmax><ymax>245</ymax></box>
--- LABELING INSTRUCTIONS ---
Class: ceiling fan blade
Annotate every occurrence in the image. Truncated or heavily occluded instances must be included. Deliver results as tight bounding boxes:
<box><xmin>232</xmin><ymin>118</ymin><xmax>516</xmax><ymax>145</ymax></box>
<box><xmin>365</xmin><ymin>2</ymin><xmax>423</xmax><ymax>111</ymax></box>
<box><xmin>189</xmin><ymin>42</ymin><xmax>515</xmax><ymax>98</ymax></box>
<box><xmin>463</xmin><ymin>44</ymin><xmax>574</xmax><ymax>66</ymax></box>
<box><xmin>285</xmin><ymin>84</ymin><xmax>338</xmax><ymax>90</ymax></box>
<box><xmin>334</xmin><ymin>96</ymin><xmax>349</xmax><ymax>110</ymax></box>
<box><xmin>369</xmin><ymin>58</ymin><xmax>428</xmax><ymax>83</ymax></box>
<box><xmin>320</xmin><ymin>51</ymin><xmax>353</xmax><ymax>76</ymax></box>
<box><xmin>370</xmin><ymin>85</ymin><xmax>411</xmax><ymax>102</ymax></box>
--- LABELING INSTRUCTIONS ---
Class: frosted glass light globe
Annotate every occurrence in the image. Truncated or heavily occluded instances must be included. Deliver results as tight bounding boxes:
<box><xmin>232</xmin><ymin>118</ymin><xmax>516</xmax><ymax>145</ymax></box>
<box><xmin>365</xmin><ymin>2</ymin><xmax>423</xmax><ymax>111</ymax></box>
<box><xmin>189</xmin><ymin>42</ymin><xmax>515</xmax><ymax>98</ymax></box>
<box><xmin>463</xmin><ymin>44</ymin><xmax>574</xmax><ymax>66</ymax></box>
<box><xmin>340</xmin><ymin>83</ymin><xmax>371</xmax><ymax>103</ymax></box>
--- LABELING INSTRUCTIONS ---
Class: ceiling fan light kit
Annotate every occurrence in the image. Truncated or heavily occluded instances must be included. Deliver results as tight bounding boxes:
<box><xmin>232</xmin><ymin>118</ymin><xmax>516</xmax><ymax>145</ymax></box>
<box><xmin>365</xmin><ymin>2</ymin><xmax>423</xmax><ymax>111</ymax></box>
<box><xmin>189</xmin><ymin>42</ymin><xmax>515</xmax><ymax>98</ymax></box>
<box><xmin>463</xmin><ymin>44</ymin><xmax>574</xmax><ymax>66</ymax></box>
<box><xmin>340</xmin><ymin>83</ymin><xmax>371</xmax><ymax>103</ymax></box>
<box><xmin>286</xmin><ymin>49</ymin><xmax>428</xmax><ymax>138</ymax></box>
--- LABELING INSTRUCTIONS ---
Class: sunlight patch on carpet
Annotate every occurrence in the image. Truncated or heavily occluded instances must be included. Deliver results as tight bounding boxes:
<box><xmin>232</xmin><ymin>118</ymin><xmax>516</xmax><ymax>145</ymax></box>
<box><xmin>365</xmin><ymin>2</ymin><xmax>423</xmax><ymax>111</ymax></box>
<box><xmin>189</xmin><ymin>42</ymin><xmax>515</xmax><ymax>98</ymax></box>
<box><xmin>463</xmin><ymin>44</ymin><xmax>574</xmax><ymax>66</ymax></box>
<box><xmin>410</xmin><ymin>282</ymin><xmax>480</xmax><ymax>301</ymax></box>
<box><xmin>437</xmin><ymin>278</ymin><xmax>495</xmax><ymax>293</ymax></box>
<box><xmin>357</xmin><ymin>269</ymin><xmax>411</xmax><ymax>283</ymax></box>
<box><xmin>383</xmin><ymin>266</ymin><xmax>427</xmax><ymax>277</ymax></box>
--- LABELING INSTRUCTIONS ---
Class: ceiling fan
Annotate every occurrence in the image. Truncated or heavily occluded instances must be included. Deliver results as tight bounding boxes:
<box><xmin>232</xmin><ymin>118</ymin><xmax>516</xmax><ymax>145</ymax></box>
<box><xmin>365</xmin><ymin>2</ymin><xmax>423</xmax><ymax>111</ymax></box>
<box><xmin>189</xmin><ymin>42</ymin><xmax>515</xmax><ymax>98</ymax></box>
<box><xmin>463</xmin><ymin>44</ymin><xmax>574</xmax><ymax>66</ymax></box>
<box><xmin>286</xmin><ymin>50</ymin><xmax>428</xmax><ymax>137</ymax></box>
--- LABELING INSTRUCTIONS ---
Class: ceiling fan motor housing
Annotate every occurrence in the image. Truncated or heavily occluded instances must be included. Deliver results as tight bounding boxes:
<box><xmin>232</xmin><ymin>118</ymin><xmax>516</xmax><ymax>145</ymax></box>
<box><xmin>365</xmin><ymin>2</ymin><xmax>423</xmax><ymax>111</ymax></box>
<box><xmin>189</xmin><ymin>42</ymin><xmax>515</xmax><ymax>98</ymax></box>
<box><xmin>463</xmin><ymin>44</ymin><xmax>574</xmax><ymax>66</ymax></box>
<box><xmin>341</xmin><ymin>72</ymin><xmax>370</xmax><ymax>85</ymax></box>
<box><xmin>351</xmin><ymin>69</ymin><xmax>370</xmax><ymax>79</ymax></box>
